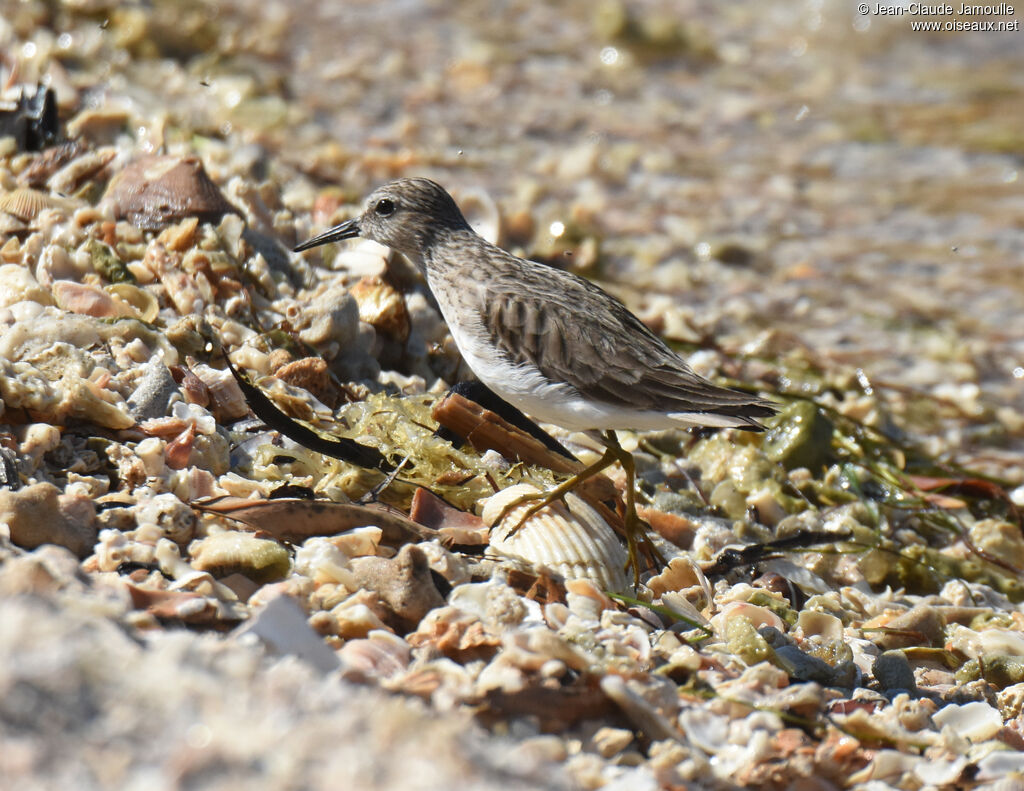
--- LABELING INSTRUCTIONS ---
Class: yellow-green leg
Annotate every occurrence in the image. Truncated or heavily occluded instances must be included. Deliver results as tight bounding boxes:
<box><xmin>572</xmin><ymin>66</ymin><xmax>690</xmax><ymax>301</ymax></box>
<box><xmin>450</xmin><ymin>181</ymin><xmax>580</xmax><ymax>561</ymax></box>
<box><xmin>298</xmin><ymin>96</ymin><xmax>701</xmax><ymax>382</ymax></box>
<box><xmin>609</xmin><ymin>433</ymin><xmax>642</xmax><ymax>587</ymax></box>
<box><xmin>494</xmin><ymin>430</ymin><xmax>664</xmax><ymax>587</ymax></box>
<box><xmin>496</xmin><ymin>442</ymin><xmax>620</xmax><ymax>534</ymax></box>
<box><xmin>602</xmin><ymin>431</ymin><xmax>666</xmax><ymax>587</ymax></box>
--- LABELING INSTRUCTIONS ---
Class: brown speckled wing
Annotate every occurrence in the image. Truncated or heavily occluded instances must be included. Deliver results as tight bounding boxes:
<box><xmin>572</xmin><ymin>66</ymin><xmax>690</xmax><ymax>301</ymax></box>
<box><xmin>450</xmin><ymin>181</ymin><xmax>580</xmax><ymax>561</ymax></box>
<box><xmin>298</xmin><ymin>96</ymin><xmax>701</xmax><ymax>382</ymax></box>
<box><xmin>482</xmin><ymin>259</ymin><xmax>775</xmax><ymax>425</ymax></box>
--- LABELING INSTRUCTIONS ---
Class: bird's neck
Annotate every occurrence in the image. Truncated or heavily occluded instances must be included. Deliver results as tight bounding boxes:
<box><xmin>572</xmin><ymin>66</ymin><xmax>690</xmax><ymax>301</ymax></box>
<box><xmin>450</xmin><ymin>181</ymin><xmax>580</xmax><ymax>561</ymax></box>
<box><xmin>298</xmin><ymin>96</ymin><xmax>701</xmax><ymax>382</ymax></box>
<box><xmin>417</xmin><ymin>225</ymin><xmax>482</xmax><ymax>278</ymax></box>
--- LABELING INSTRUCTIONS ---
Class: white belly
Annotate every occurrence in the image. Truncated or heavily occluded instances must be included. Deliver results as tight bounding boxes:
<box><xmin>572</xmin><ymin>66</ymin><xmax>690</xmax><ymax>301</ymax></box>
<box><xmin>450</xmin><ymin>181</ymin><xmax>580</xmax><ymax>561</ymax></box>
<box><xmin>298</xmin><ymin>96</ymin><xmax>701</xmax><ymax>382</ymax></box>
<box><xmin>432</xmin><ymin>276</ymin><xmax>745</xmax><ymax>432</ymax></box>
<box><xmin>450</xmin><ymin>323</ymin><xmax>698</xmax><ymax>431</ymax></box>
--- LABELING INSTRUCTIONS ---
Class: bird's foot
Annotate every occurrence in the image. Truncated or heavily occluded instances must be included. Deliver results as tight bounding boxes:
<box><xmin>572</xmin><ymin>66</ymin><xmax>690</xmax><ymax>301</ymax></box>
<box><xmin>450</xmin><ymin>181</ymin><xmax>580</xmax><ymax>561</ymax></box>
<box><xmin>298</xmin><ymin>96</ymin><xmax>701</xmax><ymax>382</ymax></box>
<box><xmin>605</xmin><ymin>431</ymin><xmax>668</xmax><ymax>588</ymax></box>
<box><xmin>492</xmin><ymin>445</ymin><xmax>620</xmax><ymax>537</ymax></box>
<box><xmin>619</xmin><ymin>503</ymin><xmax>667</xmax><ymax>588</ymax></box>
<box><xmin>493</xmin><ymin>488</ymin><xmax>565</xmax><ymax>539</ymax></box>
<box><xmin>491</xmin><ymin>432</ymin><xmax>668</xmax><ymax>591</ymax></box>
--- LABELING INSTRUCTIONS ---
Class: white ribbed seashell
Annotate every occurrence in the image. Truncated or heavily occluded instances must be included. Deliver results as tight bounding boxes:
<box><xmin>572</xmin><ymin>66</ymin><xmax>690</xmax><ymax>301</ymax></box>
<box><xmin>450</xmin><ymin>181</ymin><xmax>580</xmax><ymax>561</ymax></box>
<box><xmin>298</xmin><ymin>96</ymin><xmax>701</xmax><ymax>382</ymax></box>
<box><xmin>481</xmin><ymin>483</ymin><xmax>629</xmax><ymax>593</ymax></box>
<box><xmin>0</xmin><ymin>188</ymin><xmax>78</xmax><ymax>222</ymax></box>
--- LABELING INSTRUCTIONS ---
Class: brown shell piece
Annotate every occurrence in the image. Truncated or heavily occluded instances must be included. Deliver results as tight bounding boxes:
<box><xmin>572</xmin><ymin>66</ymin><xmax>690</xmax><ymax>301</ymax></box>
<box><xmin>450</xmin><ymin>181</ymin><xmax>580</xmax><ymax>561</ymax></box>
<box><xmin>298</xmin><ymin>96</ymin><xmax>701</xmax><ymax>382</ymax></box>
<box><xmin>191</xmin><ymin>496</ymin><xmax>438</xmax><ymax>548</ymax></box>
<box><xmin>16</xmin><ymin>141</ymin><xmax>85</xmax><ymax>188</ymax></box>
<box><xmin>101</xmin><ymin>155</ymin><xmax>239</xmax><ymax>231</ymax></box>
<box><xmin>273</xmin><ymin>357</ymin><xmax>340</xmax><ymax>407</ymax></box>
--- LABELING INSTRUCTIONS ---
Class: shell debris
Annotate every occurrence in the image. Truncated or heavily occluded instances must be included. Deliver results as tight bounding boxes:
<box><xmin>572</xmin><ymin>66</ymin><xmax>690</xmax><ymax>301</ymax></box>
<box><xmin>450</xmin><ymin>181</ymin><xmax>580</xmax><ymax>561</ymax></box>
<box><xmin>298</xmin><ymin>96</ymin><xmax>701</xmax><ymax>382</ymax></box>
<box><xmin>0</xmin><ymin>4</ymin><xmax>1022</xmax><ymax>789</ymax></box>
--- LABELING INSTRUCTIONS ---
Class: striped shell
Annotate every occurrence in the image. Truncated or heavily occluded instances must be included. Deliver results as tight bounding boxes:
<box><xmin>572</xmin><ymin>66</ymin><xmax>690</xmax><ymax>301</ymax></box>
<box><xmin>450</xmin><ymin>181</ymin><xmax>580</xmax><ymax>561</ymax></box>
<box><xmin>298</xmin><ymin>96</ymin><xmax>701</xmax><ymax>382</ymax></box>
<box><xmin>482</xmin><ymin>483</ymin><xmax>629</xmax><ymax>593</ymax></box>
<box><xmin>0</xmin><ymin>188</ymin><xmax>77</xmax><ymax>221</ymax></box>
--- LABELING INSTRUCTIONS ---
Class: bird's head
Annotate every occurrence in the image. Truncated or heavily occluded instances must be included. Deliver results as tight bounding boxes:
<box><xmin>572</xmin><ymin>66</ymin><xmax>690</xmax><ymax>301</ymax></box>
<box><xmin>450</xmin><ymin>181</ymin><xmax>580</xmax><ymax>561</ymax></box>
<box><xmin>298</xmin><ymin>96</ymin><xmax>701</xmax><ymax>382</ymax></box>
<box><xmin>294</xmin><ymin>178</ymin><xmax>470</xmax><ymax>264</ymax></box>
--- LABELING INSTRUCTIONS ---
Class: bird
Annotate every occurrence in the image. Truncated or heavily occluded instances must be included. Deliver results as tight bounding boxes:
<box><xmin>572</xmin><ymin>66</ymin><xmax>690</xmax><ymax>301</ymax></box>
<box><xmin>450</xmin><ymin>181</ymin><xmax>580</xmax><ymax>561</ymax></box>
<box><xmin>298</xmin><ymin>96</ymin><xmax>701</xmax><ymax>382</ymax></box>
<box><xmin>295</xmin><ymin>177</ymin><xmax>776</xmax><ymax>582</ymax></box>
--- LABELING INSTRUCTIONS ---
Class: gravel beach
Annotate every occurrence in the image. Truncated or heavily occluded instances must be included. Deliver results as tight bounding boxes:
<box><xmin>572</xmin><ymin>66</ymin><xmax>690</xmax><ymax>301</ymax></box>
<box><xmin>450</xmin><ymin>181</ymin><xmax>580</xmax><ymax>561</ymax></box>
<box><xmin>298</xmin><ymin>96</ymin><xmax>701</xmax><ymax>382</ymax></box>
<box><xmin>1</xmin><ymin>2</ymin><xmax>1023</xmax><ymax>788</ymax></box>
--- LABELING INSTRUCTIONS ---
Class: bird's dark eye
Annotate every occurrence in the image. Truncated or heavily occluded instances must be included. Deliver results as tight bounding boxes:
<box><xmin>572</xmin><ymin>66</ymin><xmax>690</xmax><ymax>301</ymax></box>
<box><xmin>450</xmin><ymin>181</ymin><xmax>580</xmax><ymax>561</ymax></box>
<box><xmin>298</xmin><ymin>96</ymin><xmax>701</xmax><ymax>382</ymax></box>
<box><xmin>375</xmin><ymin>198</ymin><xmax>396</xmax><ymax>216</ymax></box>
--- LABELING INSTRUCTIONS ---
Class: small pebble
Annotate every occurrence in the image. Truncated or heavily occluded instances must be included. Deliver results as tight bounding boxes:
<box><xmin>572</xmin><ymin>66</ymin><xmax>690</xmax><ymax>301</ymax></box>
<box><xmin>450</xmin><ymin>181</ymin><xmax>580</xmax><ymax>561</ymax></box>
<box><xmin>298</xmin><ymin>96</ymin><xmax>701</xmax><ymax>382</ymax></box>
<box><xmin>127</xmin><ymin>357</ymin><xmax>181</xmax><ymax>421</ymax></box>
<box><xmin>873</xmin><ymin>650</ymin><xmax>918</xmax><ymax>694</ymax></box>
<box><xmin>590</xmin><ymin>726</ymin><xmax>634</xmax><ymax>758</ymax></box>
<box><xmin>349</xmin><ymin>544</ymin><xmax>446</xmax><ymax>631</ymax></box>
<box><xmin>0</xmin><ymin>482</ymin><xmax>97</xmax><ymax>558</ymax></box>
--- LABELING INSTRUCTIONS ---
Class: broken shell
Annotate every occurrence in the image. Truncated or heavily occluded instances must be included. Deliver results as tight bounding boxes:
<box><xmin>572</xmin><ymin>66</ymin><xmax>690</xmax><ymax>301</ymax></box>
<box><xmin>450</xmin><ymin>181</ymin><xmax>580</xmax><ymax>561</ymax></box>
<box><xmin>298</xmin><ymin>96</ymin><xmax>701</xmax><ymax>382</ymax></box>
<box><xmin>52</xmin><ymin>280</ymin><xmax>136</xmax><ymax>318</ymax></box>
<box><xmin>172</xmin><ymin>365</ymin><xmax>210</xmax><ymax>406</ymax></box>
<box><xmin>94</xmin><ymin>527</ymin><xmax>143</xmax><ymax>572</ymax></box>
<box><xmin>978</xmin><ymin>628</ymin><xmax>1024</xmax><ymax>658</ymax></box>
<box><xmin>145</xmin><ymin>242</ymin><xmax>204</xmax><ymax>315</ymax></box>
<box><xmin>0</xmin><ymin>214</ymin><xmax>26</xmax><ymax>236</ymax></box>
<box><xmin>66</xmin><ymin>106</ymin><xmax>131</xmax><ymax>142</ymax></box>
<box><xmin>932</xmin><ymin>700</ymin><xmax>1003</xmax><ymax>742</ymax></box>
<box><xmin>589</xmin><ymin>726</ymin><xmax>634</xmax><ymax>759</ymax></box>
<box><xmin>711</xmin><ymin>600</ymin><xmax>786</xmax><ymax>635</ymax></box>
<box><xmin>164</xmin><ymin>423</ymin><xmax>197</xmax><ymax>469</ymax></box>
<box><xmin>35</xmin><ymin>245</ymin><xmax>82</xmax><ymax>287</ymax></box>
<box><xmin>330</xmin><ymin>595</ymin><xmax>393</xmax><ymax>639</ymax></box>
<box><xmin>17</xmin><ymin>140</ymin><xmax>85</xmax><ymax>188</ymax></box>
<box><xmin>337</xmin><ymin>631</ymin><xmax>411</xmax><ymax>680</ymax></box>
<box><xmin>46</xmin><ymin>146</ymin><xmax>117</xmax><ymax>194</ymax></box>
<box><xmin>107</xmin><ymin>283</ymin><xmax>159</xmax><ymax>322</ymax></box>
<box><xmin>156</xmin><ymin>217</ymin><xmax>199</xmax><ymax>252</ymax></box>
<box><xmin>293</xmin><ymin>536</ymin><xmax>358</xmax><ymax>589</ymax></box>
<box><xmin>135</xmin><ymin>491</ymin><xmax>196</xmax><ymax>543</ymax></box>
<box><xmin>189</xmin><ymin>362</ymin><xmax>249</xmax><ymax>422</ymax></box>
<box><xmin>332</xmin><ymin>526</ymin><xmax>383</xmax><ymax>558</ymax></box>
<box><xmin>0</xmin><ymin>263</ymin><xmax>53</xmax><ymax>307</ymax></box>
<box><xmin>969</xmin><ymin>518</ymin><xmax>1024</xmax><ymax>570</ymax></box>
<box><xmin>482</xmin><ymin>483</ymin><xmax>629</xmax><ymax>593</ymax></box>
<box><xmin>329</xmin><ymin>239</ymin><xmax>391</xmax><ymax>278</ymax></box>
<box><xmin>273</xmin><ymin>357</ymin><xmax>338</xmax><ymax>407</ymax></box>
<box><xmin>659</xmin><ymin>591</ymin><xmax>710</xmax><ymax>627</ymax></box>
<box><xmin>350</xmin><ymin>275</ymin><xmax>410</xmax><ymax>343</ymax></box>
<box><xmin>406</xmin><ymin>604</ymin><xmax>502</xmax><ymax>661</ymax></box>
<box><xmin>868</xmin><ymin>604</ymin><xmax>945</xmax><ymax>650</ymax></box>
<box><xmin>647</xmin><ymin>556</ymin><xmax>707</xmax><ymax>597</ymax></box>
<box><xmin>102</xmin><ymin>155</ymin><xmax>239</xmax><ymax>231</ymax></box>
<box><xmin>190</xmin><ymin>531</ymin><xmax>291</xmax><ymax>584</ymax></box>
<box><xmin>796</xmin><ymin>609</ymin><xmax>844</xmax><ymax>642</ymax></box>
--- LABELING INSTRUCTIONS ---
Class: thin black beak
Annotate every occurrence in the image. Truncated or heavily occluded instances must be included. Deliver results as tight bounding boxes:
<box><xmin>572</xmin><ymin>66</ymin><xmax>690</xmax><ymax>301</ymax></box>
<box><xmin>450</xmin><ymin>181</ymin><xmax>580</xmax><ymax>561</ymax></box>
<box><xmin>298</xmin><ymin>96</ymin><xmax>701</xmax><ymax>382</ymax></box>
<box><xmin>293</xmin><ymin>217</ymin><xmax>361</xmax><ymax>252</ymax></box>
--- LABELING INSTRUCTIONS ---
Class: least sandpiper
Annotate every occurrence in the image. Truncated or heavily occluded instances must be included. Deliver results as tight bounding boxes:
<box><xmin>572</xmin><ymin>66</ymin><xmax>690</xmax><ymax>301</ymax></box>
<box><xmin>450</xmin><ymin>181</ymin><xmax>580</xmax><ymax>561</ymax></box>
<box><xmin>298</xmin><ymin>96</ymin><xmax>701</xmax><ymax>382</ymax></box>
<box><xmin>296</xmin><ymin>178</ymin><xmax>776</xmax><ymax>580</ymax></box>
